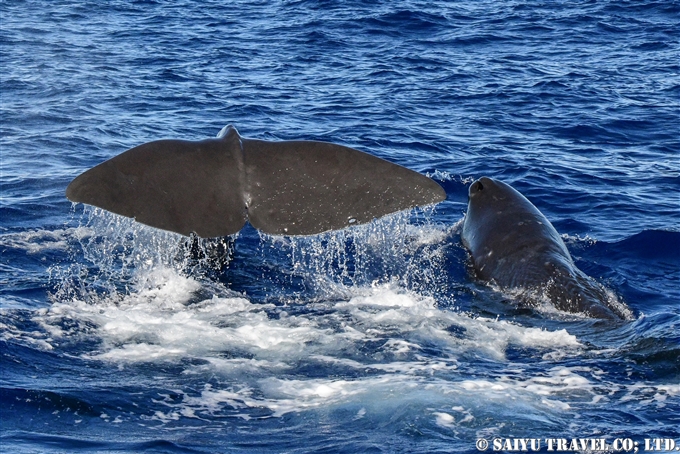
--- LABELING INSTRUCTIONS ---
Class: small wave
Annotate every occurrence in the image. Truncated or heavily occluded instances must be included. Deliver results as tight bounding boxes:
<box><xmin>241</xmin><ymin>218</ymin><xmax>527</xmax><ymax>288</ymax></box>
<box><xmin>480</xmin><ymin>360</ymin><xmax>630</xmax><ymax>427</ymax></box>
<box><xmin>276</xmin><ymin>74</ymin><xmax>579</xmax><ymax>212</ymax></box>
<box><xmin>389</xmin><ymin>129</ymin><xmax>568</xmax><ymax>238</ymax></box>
<box><xmin>358</xmin><ymin>9</ymin><xmax>448</xmax><ymax>35</ymax></box>
<box><xmin>553</xmin><ymin>124</ymin><xmax>629</xmax><ymax>142</ymax></box>
<box><xmin>1</xmin><ymin>387</ymin><xmax>99</xmax><ymax>417</ymax></box>
<box><xmin>632</xmin><ymin>41</ymin><xmax>671</xmax><ymax>51</ymax></box>
<box><xmin>588</xmin><ymin>230</ymin><xmax>680</xmax><ymax>263</ymax></box>
<box><xmin>0</xmin><ymin>227</ymin><xmax>93</xmax><ymax>255</ymax></box>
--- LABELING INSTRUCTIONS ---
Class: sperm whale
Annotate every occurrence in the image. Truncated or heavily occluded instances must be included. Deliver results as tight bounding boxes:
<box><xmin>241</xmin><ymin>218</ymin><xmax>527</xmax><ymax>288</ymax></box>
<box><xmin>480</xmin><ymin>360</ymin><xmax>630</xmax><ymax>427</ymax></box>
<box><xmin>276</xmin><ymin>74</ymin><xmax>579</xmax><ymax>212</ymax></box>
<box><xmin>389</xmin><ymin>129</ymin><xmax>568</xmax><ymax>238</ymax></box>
<box><xmin>461</xmin><ymin>177</ymin><xmax>630</xmax><ymax>319</ymax></box>
<box><xmin>66</xmin><ymin>126</ymin><xmax>629</xmax><ymax>319</ymax></box>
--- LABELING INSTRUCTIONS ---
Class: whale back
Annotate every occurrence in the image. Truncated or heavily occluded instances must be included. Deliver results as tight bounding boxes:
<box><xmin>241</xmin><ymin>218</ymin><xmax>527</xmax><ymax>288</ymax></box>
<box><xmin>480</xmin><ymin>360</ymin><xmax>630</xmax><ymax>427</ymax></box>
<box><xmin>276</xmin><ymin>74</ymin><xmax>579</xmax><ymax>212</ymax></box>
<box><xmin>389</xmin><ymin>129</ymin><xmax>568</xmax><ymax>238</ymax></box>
<box><xmin>461</xmin><ymin>177</ymin><xmax>570</xmax><ymax>285</ymax></box>
<box><xmin>462</xmin><ymin>177</ymin><xmax>630</xmax><ymax>319</ymax></box>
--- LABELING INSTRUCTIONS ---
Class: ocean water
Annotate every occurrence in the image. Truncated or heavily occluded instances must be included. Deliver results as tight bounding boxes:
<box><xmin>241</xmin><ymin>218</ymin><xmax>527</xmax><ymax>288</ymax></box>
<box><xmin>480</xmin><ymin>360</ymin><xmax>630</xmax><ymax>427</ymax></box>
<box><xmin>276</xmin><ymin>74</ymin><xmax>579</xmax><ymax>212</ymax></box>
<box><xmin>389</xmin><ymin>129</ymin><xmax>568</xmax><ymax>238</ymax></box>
<box><xmin>1</xmin><ymin>1</ymin><xmax>679</xmax><ymax>453</ymax></box>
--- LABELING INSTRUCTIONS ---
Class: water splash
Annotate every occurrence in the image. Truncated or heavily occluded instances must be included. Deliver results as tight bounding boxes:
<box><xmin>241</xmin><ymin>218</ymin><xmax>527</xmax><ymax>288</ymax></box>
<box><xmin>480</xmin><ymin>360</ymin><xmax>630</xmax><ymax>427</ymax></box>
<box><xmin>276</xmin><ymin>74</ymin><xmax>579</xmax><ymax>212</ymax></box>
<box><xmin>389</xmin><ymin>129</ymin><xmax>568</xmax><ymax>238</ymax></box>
<box><xmin>50</xmin><ymin>207</ymin><xmax>240</xmax><ymax>301</ymax></box>
<box><xmin>257</xmin><ymin>208</ymin><xmax>455</xmax><ymax>303</ymax></box>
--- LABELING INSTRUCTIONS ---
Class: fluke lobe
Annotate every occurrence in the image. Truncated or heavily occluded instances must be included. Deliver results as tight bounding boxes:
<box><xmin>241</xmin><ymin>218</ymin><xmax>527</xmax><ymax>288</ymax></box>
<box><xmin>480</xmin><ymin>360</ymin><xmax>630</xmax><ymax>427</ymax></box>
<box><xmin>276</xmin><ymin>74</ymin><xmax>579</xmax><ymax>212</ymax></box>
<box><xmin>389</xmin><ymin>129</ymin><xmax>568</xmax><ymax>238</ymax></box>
<box><xmin>461</xmin><ymin>177</ymin><xmax>631</xmax><ymax>320</ymax></box>
<box><xmin>65</xmin><ymin>125</ymin><xmax>446</xmax><ymax>237</ymax></box>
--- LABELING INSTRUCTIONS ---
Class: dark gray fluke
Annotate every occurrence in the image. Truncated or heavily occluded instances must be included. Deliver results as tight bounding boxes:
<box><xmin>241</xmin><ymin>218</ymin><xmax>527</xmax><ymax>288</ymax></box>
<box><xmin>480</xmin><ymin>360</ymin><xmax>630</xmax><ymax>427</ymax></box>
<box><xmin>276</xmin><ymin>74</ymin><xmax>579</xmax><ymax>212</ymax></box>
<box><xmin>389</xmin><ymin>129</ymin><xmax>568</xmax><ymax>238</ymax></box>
<box><xmin>461</xmin><ymin>177</ymin><xmax>631</xmax><ymax>320</ymax></box>
<box><xmin>66</xmin><ymin>125</ymin><xmax>446</xmax><ymax>237</ymax></box>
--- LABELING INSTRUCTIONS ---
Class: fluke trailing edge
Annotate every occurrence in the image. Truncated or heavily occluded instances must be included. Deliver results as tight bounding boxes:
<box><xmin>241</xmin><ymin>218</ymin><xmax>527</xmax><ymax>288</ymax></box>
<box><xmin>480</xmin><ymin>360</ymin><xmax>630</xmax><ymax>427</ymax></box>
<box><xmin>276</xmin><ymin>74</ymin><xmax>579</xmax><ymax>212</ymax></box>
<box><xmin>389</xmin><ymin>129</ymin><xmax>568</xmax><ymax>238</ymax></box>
<box><xmin>66</xmin><ymin>125</ymin><xmax>447</xmax><ymax>237</ymax></box>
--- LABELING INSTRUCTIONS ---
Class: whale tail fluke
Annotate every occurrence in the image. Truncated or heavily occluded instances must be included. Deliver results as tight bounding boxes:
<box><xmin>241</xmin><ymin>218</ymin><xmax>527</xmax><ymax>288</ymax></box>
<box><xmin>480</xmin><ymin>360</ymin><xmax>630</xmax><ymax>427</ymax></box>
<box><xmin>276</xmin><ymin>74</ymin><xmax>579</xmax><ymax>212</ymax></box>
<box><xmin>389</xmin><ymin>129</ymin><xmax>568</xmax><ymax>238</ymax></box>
<box><xmin>66</xmin><ymin>125</ymin><xmax>446</xmax><ymax>237</ymax></box>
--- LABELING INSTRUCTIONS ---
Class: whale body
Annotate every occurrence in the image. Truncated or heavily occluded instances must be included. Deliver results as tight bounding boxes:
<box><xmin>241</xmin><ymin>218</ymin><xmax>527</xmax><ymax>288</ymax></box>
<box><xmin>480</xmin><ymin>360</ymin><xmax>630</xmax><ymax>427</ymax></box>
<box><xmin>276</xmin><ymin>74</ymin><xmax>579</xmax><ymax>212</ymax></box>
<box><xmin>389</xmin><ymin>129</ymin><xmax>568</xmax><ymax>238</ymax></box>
<box><xmin>461</xmin><ymin>177</ymin><xmax>630</xmax><ymax>320</ymax></box>
<box><xmin>66</xmin><ymin>126</ymin><xmax>630</xmax><ymax>319</ymax></box>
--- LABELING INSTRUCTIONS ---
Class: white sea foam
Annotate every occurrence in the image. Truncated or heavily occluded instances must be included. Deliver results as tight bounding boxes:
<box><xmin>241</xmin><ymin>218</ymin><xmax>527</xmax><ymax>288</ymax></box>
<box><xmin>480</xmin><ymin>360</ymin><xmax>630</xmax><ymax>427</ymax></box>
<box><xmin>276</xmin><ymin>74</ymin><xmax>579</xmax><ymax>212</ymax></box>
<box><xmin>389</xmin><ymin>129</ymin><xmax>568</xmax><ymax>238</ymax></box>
<box><xmin>12</xmin><ymin>258</ymin><xmax>675</xmax><ymax>432</ymax></box>
<box><xmin>0</xmin><ymin>227</ymin><xmax>93</xmax><ymax>254</ymax></box>
<box><xmin>153</xmin><ymin>363</ymin><xmax>658</xmax><ymax>423</ymax></box>
<box><xmin>0</xmin><ymin>314</ymin><xmax>55</xmax><ymax>351</ymax></box>
<box><xmin>34</xmin><ymin>214</ymin><xmax>583</xmax><ymax>369</ymax></box>
<box><xmin>33</xmin><ymin>258</ymin><xmax>597</xmax><ymax>423</ymax></box>
<box><xmin>17</xmin><ymin>210</ymin><xmax>672</xmax><ymax>431</ymax></box>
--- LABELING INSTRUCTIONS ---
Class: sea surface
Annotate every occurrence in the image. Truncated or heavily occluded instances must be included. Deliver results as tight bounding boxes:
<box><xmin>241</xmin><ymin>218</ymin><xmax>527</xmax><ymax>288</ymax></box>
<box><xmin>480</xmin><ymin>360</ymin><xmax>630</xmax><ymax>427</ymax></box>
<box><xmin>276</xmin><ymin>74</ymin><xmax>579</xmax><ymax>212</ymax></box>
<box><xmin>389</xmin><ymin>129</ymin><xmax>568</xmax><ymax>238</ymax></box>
<box><xmin>1</xmin><ymin>1</ymin><xmax>679</xmax><ymax>453</ymax></box>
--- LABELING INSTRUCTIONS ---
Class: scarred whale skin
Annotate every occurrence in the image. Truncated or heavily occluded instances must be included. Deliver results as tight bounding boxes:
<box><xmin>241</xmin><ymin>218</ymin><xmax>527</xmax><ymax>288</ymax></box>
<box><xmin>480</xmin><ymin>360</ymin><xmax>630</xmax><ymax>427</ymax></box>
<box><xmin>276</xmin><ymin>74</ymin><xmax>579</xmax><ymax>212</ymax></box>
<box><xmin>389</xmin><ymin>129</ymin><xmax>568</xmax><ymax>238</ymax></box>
<box><xmin>461</xmin><ymin>177</ymin><xmax>630</xmax><ymax>320</ymax></box>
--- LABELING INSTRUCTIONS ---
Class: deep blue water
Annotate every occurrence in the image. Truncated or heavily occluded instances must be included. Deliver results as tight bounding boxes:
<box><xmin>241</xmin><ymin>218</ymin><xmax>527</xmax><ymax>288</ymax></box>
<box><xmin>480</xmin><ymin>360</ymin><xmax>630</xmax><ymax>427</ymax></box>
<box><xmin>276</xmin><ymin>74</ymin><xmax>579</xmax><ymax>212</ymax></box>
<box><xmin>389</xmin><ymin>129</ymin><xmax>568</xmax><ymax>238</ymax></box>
<box><xmin>1</xmin><ymin>1</ymin><xmax>679</xmax><ymax>453</ymax></box>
